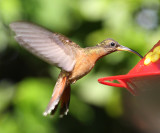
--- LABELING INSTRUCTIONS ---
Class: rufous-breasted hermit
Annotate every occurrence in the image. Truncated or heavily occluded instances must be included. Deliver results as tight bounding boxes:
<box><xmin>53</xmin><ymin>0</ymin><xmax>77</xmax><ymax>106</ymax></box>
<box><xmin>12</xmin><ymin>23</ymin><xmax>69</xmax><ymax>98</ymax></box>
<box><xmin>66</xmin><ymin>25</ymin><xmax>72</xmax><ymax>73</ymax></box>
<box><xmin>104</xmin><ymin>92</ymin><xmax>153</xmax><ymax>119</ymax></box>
<box><xmin>10</xmin><ymin>22</ymin><xmax>143</xmax><ymax>117</ymax></box>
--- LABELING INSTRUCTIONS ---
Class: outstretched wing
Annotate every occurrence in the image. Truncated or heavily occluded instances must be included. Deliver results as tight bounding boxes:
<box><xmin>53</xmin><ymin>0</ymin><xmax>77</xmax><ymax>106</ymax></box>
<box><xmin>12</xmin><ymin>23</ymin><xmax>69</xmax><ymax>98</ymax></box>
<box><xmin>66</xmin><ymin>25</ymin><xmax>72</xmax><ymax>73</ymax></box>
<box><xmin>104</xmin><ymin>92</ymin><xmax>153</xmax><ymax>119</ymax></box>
<box><xmin>10</xmin><ymin>22</ymin><xmax>79</xmax><ymax>72</ymax></box>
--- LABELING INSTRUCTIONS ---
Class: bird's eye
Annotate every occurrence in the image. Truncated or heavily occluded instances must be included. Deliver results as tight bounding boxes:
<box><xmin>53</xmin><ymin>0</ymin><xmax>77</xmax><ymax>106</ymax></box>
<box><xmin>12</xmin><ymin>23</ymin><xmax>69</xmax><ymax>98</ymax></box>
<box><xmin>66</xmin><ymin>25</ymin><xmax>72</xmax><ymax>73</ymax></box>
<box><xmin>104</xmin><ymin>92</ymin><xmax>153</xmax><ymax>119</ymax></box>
<box><xmin>110</xmin><ymin>42</ymin><xmax>116</xmax><ymax>47</ymax></box>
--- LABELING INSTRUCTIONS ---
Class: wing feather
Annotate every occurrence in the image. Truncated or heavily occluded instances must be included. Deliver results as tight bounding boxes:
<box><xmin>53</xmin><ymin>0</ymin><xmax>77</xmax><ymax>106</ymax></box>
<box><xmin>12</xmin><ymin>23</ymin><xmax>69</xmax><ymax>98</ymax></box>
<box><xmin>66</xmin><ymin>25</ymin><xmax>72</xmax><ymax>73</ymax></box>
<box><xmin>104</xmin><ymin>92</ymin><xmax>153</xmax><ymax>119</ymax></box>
<box><xmin>10</xmin><ymin>22</ymin><xmax>78</xmax><ymax>72</ymax></box>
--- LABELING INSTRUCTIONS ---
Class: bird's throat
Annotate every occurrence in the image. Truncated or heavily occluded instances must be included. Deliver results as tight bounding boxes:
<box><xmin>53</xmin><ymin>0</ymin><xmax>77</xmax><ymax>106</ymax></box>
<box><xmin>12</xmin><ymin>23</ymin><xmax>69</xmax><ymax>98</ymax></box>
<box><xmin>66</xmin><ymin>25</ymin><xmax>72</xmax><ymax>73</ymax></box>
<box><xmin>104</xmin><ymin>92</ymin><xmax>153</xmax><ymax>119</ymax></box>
<box><xmin>85</xmin><ymin>46</ymin><xmax>111</xmax><ymax>62</ymax></box>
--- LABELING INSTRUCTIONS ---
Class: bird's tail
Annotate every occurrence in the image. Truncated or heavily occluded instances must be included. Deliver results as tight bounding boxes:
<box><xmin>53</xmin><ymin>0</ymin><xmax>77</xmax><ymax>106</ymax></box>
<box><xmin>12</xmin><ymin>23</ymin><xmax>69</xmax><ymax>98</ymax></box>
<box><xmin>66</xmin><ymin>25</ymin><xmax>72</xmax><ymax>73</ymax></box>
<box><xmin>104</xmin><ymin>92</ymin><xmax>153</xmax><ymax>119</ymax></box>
<box><xmin>43</xmin><ymin>72</ymin><xmax>70</xmax><ymax>116</ymax></box>
<box><xmin>59</xmin><ymin>84</ymin><xmax>71</xmax><ymax>117</ymax></box>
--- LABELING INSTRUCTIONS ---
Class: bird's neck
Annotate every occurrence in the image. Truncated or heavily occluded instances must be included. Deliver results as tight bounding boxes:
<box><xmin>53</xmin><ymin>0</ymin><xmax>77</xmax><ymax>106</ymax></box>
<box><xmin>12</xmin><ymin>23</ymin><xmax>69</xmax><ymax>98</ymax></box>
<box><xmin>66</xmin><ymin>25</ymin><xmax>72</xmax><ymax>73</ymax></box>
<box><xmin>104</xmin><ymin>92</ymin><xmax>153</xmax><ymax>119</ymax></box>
<box><xmin>84</xmin><ymin>46</ymin><xmax>111</xmax><ymax>62</ymax></box>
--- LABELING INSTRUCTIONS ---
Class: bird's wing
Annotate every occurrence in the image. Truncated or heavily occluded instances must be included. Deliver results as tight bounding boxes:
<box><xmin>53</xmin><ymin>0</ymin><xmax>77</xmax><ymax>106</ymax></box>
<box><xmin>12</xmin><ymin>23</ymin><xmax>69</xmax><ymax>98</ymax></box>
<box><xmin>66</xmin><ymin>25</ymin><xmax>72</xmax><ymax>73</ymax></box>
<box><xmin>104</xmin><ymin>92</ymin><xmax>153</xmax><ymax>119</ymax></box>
<box><xmin>10</xmin><ymin>22</ymin><xmax>79</xmax><ymax>72</ymax></box>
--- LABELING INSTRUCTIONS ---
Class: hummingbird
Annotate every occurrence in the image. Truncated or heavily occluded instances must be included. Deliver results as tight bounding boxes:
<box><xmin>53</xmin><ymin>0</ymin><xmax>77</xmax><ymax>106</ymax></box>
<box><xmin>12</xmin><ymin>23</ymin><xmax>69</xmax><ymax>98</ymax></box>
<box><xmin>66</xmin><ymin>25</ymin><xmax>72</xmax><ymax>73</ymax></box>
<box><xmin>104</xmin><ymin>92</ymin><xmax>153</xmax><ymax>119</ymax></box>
<box><xmin>10</xmin><ymin>22</ymin><xmax>143</xmax><ymax>117</ymax></box>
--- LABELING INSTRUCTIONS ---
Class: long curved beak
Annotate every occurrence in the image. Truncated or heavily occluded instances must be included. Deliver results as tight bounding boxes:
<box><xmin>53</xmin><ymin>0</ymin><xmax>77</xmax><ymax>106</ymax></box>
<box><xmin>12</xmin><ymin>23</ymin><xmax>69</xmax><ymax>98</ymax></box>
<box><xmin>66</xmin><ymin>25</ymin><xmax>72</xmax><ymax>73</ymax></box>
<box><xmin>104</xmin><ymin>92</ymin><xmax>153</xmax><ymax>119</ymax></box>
<box><xmin>117</xmin><ymin>45</ymin><xmax>143</xmax><ymax>58</ymax></box>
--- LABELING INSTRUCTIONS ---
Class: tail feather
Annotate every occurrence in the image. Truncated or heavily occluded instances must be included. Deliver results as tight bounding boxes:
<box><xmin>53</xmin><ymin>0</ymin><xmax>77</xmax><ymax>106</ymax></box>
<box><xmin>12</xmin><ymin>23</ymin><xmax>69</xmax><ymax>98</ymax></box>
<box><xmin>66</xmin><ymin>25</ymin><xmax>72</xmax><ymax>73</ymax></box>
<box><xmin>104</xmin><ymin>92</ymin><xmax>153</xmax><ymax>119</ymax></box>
<box><xmin>50</xmin><ymin>104</ymin><xmax>59</xmax><ymax>116</ymax></box>
<box><xmin>43</xmin><ymin>72</ymin><xmax>67</xmax><ymax>116</ymax></box>
<box><xmin>59</xmin><ymin>84</ymin><xmax>71</xmax><ymax>117</ymax></box>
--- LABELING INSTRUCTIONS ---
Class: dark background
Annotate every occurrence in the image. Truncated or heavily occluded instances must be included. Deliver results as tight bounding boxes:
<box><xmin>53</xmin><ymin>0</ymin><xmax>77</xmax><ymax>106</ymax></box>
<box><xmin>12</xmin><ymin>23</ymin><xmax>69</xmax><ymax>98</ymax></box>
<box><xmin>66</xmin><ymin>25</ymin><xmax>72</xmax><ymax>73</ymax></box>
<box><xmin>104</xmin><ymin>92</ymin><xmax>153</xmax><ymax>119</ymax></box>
<box><xmin>0</xmin><ymin>0</ymin><xmax>160</xmax><ymax>133</ymax></box>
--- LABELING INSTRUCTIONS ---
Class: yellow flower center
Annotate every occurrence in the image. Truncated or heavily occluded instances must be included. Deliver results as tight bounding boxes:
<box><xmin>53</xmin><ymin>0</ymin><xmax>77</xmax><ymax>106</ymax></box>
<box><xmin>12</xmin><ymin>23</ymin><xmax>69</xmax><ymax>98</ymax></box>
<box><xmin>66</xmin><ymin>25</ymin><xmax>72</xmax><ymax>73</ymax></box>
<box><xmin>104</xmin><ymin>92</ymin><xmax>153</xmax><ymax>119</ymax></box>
<box><xmin>144</xmin><ymin>46</ymin><xmax>160</xmax><ymax>65</ymax></box>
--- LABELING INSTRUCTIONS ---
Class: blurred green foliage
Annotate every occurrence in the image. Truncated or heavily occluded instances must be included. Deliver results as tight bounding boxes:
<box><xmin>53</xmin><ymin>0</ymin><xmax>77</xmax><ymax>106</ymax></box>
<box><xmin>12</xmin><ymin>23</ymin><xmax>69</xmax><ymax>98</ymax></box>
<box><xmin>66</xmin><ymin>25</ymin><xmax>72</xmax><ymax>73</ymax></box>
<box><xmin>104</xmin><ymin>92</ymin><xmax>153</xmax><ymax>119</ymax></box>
<box><xmin>0</xmin><ymin>0</ymin><xmax>159</xmax><ymax>133</ymax></box>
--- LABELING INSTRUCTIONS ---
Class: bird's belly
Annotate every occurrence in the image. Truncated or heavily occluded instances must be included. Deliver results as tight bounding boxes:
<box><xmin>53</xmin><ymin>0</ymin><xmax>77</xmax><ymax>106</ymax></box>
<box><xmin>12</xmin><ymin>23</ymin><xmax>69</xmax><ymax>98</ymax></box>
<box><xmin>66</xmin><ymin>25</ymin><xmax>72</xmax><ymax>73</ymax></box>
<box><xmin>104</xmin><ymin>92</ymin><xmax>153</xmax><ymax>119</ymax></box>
<box><xmin>69</xmin><ymin>56</ymin><xmax>95</xmax><ymax>83</ymax></box>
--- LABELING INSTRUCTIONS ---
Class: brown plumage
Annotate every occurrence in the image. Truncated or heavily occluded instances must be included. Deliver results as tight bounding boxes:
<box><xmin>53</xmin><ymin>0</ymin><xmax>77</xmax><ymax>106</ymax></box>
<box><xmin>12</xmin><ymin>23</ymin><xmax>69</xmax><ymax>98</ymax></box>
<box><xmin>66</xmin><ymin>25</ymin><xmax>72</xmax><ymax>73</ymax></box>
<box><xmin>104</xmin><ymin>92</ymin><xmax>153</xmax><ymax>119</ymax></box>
<box><xmin>10</xmin><ymin>22</ymin><xmax>142</xmax><ymax>117</ymax></box>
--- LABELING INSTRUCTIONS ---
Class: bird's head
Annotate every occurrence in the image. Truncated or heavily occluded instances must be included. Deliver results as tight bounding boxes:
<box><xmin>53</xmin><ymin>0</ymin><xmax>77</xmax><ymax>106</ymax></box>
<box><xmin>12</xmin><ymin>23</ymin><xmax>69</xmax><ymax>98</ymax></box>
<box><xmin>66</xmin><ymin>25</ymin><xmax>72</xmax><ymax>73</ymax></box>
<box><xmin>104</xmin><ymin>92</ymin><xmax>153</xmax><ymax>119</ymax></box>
<box><xmin>98</xmin><ymin>38</ymin><xmax>143</xmax><ymax>58</ymax></box>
